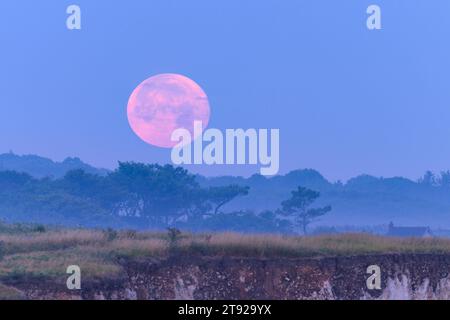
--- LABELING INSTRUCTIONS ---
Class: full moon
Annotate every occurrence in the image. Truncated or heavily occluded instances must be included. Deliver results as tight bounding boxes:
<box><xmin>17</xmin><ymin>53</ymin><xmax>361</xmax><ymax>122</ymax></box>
<box><xmin>127</xmin><ymin>73</ymin><xmax>211</xmax><ymax>148</ymax></box>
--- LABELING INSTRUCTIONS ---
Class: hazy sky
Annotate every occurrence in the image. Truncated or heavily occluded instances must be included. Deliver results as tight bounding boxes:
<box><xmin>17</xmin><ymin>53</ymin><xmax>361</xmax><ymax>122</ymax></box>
<box><xmin>1</xmin><ymin>0</ymin><xmax>450</xmax><ymax>181</ymax></box>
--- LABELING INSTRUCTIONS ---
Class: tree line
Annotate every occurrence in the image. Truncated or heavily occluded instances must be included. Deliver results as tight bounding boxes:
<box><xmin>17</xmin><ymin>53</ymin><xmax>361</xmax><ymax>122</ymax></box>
<box><xmin>0</xmin><ymin>162</ymin><xmax>331</xmax><ymax>234</ymax></box>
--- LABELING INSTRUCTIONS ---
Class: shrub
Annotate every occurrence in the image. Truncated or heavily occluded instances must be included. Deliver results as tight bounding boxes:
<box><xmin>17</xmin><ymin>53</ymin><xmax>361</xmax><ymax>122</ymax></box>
<box><xmin>104</xmin><ymin>228</ymin><xmax>118</xmax><ymax>242</ymax></box>
<box><xmin>167</xmin><ymin>228</ymin><xmax>182</xmax><ymax>249</ymax></box>
<box><xmin>123</xmin><ymin>230</ymin><xmax>137</xmax><ymax>240</ymax></box>
<box><xmin>34</xmin><ymin>225</ymin><xmax>46</xmax><ymax>233</ymax></box>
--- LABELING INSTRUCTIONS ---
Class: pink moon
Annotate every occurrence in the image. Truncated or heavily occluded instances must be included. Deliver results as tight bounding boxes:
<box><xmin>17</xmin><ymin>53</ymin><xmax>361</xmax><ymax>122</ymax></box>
<box><xmin>127</xmin><ymin>74</ymin><xmax>211</xmax><ymax>148</ymax></box>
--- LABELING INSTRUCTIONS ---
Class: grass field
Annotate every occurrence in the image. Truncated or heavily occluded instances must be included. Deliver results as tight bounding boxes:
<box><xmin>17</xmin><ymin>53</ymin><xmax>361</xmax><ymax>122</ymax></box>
<box><xmin>0</xmin><ymin>222</ymin><xmax>450</xmax><ymax>281</ymax></box>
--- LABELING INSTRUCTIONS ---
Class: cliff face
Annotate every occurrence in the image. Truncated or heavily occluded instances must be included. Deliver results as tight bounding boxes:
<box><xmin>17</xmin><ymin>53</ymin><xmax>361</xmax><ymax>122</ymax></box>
<box><xmin>6</xmin><ymin>254</ymin><xmax>450</xmax><ymax>300</ymax></box>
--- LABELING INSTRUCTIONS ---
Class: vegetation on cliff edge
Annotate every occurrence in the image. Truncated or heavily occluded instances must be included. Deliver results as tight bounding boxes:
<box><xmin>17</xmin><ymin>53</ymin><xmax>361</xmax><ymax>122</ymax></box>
<box><xmin>0</xmin><ymin>223</ymin><xmax>450</xmax><ymax>283</ymax></box>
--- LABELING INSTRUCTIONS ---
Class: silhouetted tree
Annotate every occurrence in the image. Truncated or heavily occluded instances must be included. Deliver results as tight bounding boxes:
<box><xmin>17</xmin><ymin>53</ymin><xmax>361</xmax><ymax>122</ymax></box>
<box><xmin>419</xmin><ymin>171</ymin><xmax>437</xmax><ymax>186</ymax></box>
<box><xmin>108</xmin><ymin>162</ymin><xmax>200</xmax><ymax>224</ymax></box>
<box><xmin>439</xmin><ymin>171</ymin><xmax>450</xmax><ymax>188</ymax></box>
<box><xmin>60</xmin><ymin>169</ymin><xmax>102</xmax><ymax>198</ymax></box>
<box><xmin>0</xmin><ymin>171</ymin><xmax>34</xmax><ymax>190</ymax></box>
<box><xmin>207</xmin><ymin>185</ymin><xmax>250</xmax><ymax>215</ymax></box>
<box><xmin>281</xmin><ymin>187</ymin><xmax>331</xmax><ymax>235</ymax></box>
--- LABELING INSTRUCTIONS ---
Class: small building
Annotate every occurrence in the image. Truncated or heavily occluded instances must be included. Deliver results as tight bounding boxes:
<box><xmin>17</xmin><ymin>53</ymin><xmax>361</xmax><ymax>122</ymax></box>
<box><xmin>386</xmin><ymin>222</ymin><xmax>433</xmax><ymax>238</ymax></box>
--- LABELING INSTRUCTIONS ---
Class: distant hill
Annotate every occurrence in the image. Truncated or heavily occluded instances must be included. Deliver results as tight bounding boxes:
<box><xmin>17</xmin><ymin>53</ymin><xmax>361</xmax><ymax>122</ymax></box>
<box><xmin>1</xmin><ymin>153</ymin><xmax>450</xmax><ymax>228</ymax></box>
<box><xmin>0</xmin><ymin>153</ymin><xmax>109</xmax><ymax>178</ymax></box>
<box><xmin>198</xmin><ymin>170</ymin><xmax>450</xmax><ymax>228</ymax></box>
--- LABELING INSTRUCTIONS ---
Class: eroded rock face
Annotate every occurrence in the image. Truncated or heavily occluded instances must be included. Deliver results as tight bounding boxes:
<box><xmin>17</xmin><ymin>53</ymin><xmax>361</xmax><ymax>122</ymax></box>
<box><xmin>5</xmin><ymin>254</ymin><xmax>450</xmax><ymax>300</ymax></box>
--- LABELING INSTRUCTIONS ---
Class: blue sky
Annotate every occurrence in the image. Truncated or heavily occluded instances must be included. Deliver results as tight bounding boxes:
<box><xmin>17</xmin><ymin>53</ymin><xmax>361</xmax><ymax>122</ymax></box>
<box><xmin>1</xmin><ymin>0</ymin><xmax>450</xmax><ymax>181</ymax></box>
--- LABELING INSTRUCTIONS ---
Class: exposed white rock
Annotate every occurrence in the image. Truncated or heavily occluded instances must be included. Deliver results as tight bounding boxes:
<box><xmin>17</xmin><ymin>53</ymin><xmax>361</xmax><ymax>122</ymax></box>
<box><xmin>361</xmin><ymin>272</ymin><xmax>450</xmax><ymax>300</ymax></box>
<box><xmin>174</xmin><ymin>275</ymin><xmax>198</xmax><ymax>300</ymax></box>
<box><xmin>125</xmin><ymin>288</ymin><xmax>137</xmax><ymax>300</ymax></box>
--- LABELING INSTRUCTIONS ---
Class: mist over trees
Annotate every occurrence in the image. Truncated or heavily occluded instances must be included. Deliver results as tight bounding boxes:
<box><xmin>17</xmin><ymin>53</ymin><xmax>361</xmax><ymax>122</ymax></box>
<box><xmin>281</xmin><ymin>187</ymin><xmax>331</xmax><ymax>235</ymax></box>
<box><xmin>0</xmin><ymin>163</ymin><xmax>283</xmax><ymax>232</ymax></box>
<box><xmin>0</xmin><ymin>161</ymin><xmax>333</xmax><ymax>233</ymax></box>
<box><xmin>2</xmin><ymin>153</ymin><xmax>450</xmax><ymax>230</ymax></box>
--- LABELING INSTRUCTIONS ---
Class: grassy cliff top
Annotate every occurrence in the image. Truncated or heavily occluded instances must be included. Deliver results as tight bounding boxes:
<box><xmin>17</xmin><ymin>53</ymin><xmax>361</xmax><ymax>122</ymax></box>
<box><xmin>0</xmin><ymin>223</ymin><xmax>450</xmax><ymax>282</ymax></box>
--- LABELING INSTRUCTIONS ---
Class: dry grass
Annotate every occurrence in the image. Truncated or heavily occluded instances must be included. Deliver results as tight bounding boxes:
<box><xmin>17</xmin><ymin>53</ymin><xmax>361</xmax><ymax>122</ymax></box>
<box><xmin>0</xmin><ymin>248</ymin><xmax>121</xmax><ymax>280</ymax></box>
<box><xmin>0</xmin><ymin>283</ymin><xmax>24</xmax><ymax>299</ymax></box>
<box><xmin>0</xmin><ymin>228</ymin><xmax>450</xmax><ymax>281</ymax></box>
<box><xmin>0</xmin><ymin>230</ymin><xmax>105</xmax><ymax>255</ymax></box>
<box><xmin>107</xmin><ymin>238</ymin><xmax>168</xmax><ymax>257</ymax></box>
<box><xmin>183</xmin><ymin>233</ymin><xmax>450</xmax><ymax>258</ymax></box>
